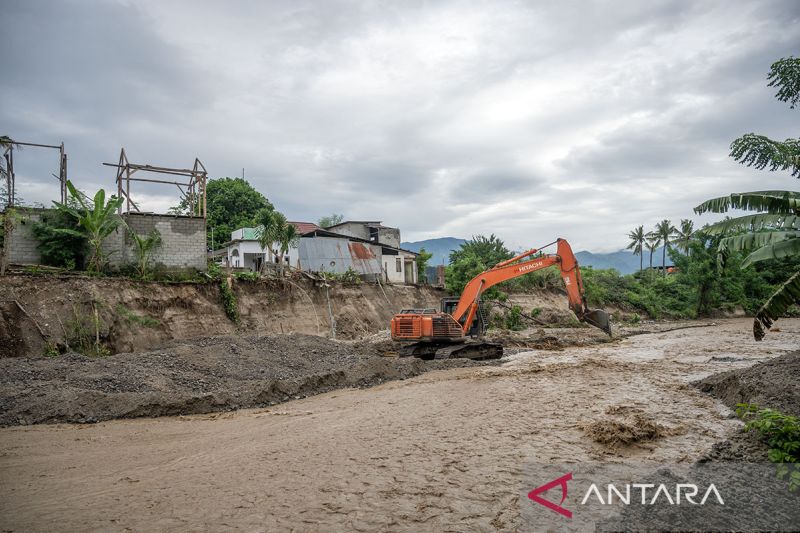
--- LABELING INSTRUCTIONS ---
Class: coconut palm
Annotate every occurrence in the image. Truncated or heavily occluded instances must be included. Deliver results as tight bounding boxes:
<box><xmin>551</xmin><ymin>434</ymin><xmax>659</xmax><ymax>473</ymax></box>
<box><xmin>254</xmin><ymin>208</ymin><xmax>279</xmax><ymax>267</ymax></box>
<box><xmin>654</xmin><ymin>219</ymin><xmax>676</xmax><ymax>275</ymax></box>
<box><xmin>645</xmin><ymin>233</ymin><xmax>660</xmax><ymax>270</ymax></box>
<box><xmin>673</xmin><ymin>219</ymin><xmax>695</xmax><ymax>255</ymax></box>
<box><xmin>626</xmin><ymin>225</ymin><xmax>646</xmax><ymax>271</ymax></box>
<box><xmin>277</xmin><ymin>223</ymin><xmax>299</xmax><ymax>275</ymax></box>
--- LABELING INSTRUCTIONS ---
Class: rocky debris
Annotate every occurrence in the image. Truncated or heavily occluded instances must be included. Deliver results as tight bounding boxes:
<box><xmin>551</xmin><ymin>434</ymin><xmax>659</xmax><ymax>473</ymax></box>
<box><xmin>0</xmin><ymin>333</ymin><xmax>497</xmax><ymax>426</ymax></box>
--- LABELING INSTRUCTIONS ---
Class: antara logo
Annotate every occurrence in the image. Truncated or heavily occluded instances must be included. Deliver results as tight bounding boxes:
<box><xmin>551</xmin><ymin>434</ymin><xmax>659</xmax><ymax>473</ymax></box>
<box><xmin>518</xmin><ymin>261</ymin><xmax>544</xmax><ymax>273</ymax></box>
<box><xmin>528</xmin><ymin>473</ymin><xmax>724</xmax><ymax>519</ymax></box>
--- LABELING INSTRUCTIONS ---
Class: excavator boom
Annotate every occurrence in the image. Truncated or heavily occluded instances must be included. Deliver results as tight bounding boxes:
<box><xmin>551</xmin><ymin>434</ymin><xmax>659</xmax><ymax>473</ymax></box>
<box><xmin>390</xmin><ymin>238</ymin><xmax>611</xmax><ymax>359</ymax></box>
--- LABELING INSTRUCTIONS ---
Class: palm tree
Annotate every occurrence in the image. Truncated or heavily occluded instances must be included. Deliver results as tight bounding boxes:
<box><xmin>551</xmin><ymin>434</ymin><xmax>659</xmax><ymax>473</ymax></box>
<box><xmin>673</xmin><ymin>219</ymin><xmax>695</xmax><ymax>255</ymax></box>
<box><xmin>626</xmin><ymin>225</ymin><xmax>646</xmax><ymax>271</ymax></box>
<box><xmin>645</xmin><ymin>233</ymin><xmax>660</xmax><ymax>270</ymax></box>
<box><xmin>254</xmin><ymin>208</ymin><xmax>278</xmax><ymax>268</ymax></box>
<box><xmin>54</xmin><ymin>181</ymin><xmax>123</xmax><ymax>272</ymax></box>
<box><xmin>277</xmin><ymin>223</ymin><xmax>299</xmax><ymax>276</ymax></box>
<box><xmin>654</xmin><ymin>219</ymin><xmax>676</xmax><ymax>275</ymax></box>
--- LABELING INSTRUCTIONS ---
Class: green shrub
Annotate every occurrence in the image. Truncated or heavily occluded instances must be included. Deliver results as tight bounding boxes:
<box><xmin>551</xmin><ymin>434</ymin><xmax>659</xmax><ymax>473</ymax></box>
<box><xmin>234</xmin><ymin>271</ymin><xmax>260</xmax><ymax>282</ymax></box>
<box><xmin>737</xmin><ymin>403</ymin><xmax>800</xmax><ymax>491</ymax></box>
<box><xmin>505</xmin><ymin>305</ymin><xmax>525</xmax><ymax>331</ymax></box>
<box><xmin>31</xmin><ymin>208</ymin><xmax>87</xmax><ymax>269</ymax></box>
<box><xmin>116</xmin><ymin>304</ymin><xmax>160</xmax><ymax>328</ymax></box>
<box><xmin>219</xmin><ymin>279</ymin><xmax>239</xmax><ymax>323</ymax></box>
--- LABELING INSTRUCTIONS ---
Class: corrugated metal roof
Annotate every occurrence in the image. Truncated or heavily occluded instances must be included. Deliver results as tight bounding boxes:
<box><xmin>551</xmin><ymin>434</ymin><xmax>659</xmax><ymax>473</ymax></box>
<box><xmin>289</xmin><ymin>221</ymin><xmax>322</xmax><ymax>234</ymax></box>
<box><xmin>326</xmin><ymin>220</ymin><xmax>395</xmax><ymax>230</ymax></box>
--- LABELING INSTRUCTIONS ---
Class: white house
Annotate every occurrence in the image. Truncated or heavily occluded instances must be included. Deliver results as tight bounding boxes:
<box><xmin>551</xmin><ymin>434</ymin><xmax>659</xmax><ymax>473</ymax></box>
<box><xmin>213</xmin><ymin>221</ymin><xmax>418</xmax><ymax>283</ymax></box>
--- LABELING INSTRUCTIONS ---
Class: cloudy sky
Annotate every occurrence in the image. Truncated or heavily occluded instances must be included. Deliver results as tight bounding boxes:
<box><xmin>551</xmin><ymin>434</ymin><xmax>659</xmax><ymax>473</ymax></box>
<box><xmin>2</xmin><ymin>0</ymin><xmax>798</xmax><ymax>252</ymax></box>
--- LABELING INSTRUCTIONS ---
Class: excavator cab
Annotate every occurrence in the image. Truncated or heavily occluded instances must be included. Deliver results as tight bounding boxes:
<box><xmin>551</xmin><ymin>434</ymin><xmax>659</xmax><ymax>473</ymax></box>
<box><xmin>440</xmin><ymin>297</ymin><xmax>488</xmax><ymax>338</ymax></box>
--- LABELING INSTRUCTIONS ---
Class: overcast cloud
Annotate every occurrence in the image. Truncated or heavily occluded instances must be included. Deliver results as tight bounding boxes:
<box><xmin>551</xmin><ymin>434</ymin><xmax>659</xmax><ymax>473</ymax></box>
<box><xmin>2</xmin><ymin>0</ymin><xmax>798</xmax><ymax>252</ymax></box>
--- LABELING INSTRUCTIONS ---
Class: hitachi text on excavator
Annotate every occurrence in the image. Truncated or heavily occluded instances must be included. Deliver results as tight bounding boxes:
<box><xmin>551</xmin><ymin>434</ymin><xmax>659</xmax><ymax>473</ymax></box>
<box><xmin>390</xmin><ymin>238</ymin><xmax>611</xmax><ymax>360</ymax></box>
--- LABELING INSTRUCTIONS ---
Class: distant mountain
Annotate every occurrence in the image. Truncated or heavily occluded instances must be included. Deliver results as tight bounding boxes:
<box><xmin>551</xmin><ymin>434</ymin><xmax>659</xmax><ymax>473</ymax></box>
<box><xmin>403</xmin><ymin>237</ymin><xmax>666</xmax><ymax>275</ymax></box>
<box><xmin>575</xmin><ymin>247</ymin><xmax>667</xmax><ymax>275</ymax></box>
<box><xmin>401</xmin><ymin>237</ymin><xmax>466</xmax><ymax>266</ymax></box>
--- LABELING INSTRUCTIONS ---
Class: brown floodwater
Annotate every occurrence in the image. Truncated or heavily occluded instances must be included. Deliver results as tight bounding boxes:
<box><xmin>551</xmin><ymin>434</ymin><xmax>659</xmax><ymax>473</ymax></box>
<box><xmin>1</xmin><ymin>318</ymin><xmax>797</xmax><ymax>531</ymax></box>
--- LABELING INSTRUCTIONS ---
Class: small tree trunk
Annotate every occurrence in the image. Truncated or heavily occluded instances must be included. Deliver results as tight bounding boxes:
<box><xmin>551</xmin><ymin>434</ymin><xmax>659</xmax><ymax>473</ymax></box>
<box><xmin>662</xmin><ymin>244</ymin><xmax>667</xmax><ymax>276</ymax></box>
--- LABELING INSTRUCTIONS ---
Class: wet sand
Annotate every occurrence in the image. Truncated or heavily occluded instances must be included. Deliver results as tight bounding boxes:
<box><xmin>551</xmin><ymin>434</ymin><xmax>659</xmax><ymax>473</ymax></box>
<box><xmin>1</xmin><ymin>318</ymin><xmax>797</xmax><ymax>531</ymax></box>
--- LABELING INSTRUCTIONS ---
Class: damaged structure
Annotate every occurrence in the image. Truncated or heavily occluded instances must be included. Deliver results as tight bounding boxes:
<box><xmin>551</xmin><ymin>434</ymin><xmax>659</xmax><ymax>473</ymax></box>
<box><xmin>2</xmin><ymin>148</ymin><xmax>208</xmax><ymax>272</ymax></box>
<box><xmin>216</xmin><ymin>221</ymin><xmax>419</xmax><ymax>284</ymax></box>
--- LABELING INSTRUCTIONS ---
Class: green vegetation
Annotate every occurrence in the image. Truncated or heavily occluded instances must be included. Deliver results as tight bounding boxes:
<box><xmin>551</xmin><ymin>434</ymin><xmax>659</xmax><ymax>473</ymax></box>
<box><xmin>31</xmin><ymin>205</ymin><xmax>87</xmax><ymax>269</ymax></box>
<box><xmin>321</xmin><ymin>267</ymin><xmax>362</xmax><ymax>284</ymax></box>
<box><xmin>416</xmin><ymin>247</ymin><xmax>433</xmax><ymax>282</ymax></box>
<box><xmin>64</xmin><ymin>303</ymin><xmax>110</xmax><ymax>357</ymax></box>
<box><xmin>317</xmin><ymin>213</ymin><xmax>344</xmax><ymax>228</ymax></box>
<box><xmin>126</xmin><ymin>227</ymin><xmax>161</xmax><ymax>279</ymax></box>
<box><xmin>54</xmin><ymin>181</ymin><xmax>123</xmax><ymax>272</ymax></box>
<box><xmin>219</xmin><ymin>279</ymin><xmax>239</xmax><ymax>323</ymax></box>
<box><xmin>737</xmin><ymin>403</ymin><xmax>800</xmax><ymax>492</ymax></box>
<box><xmin>116</xmin><ymin>304</ymin><xmax>160</xmax><ymax>328</ymax></box>
<box><xmin>695</xmin><ymin>56</ymin><xmax>800</xmax><ymax>339</ymax></box>
<box><xmin>446</xmin><ymin>230</ymin><xmax>799</xmax><ymax>321</ymax></box>
<box><xmin>505</xmin><ymin>305</ymin><xmax>525</xmax><ymax>331</ymax></box>
<box><xmin>171</xmin><ymin>177</ymin><xmax>273</xmax><ymax>248</ymax></box>
<box><xmin>446</xmin><ymin>235</ymin><xmax>513</xmax><ymax>299</ymax></box>
<box><xmin>253</xmin><ymin>207</ymin><xmax>298</xmax><ymax>275</ymax></box>
<box><xmin>233</xmin><ymin>271</ymin><xmax>260</xmax><ymax>282</ymax></box>
<box><xmin>626</xmin><ymin>225</ymin><xmax>645</xmax><ymax>271</ymax></box>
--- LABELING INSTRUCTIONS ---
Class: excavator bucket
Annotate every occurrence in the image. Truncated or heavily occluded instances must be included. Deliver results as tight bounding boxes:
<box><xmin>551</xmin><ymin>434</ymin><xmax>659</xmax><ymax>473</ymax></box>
<box><xmin>583</xmin><ymin>309</ymin><xmax>612</xmax><ymax>336</ymax></box>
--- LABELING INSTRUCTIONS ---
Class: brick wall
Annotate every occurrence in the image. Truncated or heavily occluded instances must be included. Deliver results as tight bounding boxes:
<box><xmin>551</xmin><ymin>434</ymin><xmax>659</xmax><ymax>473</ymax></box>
<box><xmin>107</xmin><ymin>213</ymin><xmax>207</xmax><ymax>271</ymax></box>
<box><xmin>4</xmin><ymin>209</ymin><xmax>207</xmax><ymax>272</ymax></box>
<box><xmin>5</xmin><ymin>209</ymin><xmax>44</xmax><ymax>265</ymax></box>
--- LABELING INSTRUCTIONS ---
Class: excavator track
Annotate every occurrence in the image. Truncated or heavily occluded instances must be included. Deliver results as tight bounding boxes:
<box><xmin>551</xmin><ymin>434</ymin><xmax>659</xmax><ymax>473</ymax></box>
<box><xmin>399</xmin><ymin>341</ymin><xmax>503</xmax><ymax>360</ymax></box>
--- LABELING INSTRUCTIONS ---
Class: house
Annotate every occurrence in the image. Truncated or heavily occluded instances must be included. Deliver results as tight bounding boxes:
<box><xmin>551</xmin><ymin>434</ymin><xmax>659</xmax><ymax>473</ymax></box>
<box><xmin>317</xmin><ymin>221</ymin><xmax>416</xmax><ymax>283</ymax></box>
<box><xmin>323</xmin><ymin>221</ymin><xmax>401</xmax><ymax>248</ymax></box>
<box><xmin>219</xmin><ymin>222</ymin><xmax>322</xmax><ymax>271</ymax></box>
<box><xmin>214</xmin><ymin>220</ymin><xmax>419</xmax><ymax>283</ymax></box>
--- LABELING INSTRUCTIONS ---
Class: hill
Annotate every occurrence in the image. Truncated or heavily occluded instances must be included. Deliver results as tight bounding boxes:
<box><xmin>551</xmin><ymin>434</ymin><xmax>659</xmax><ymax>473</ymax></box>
<box><xmin>403</xmin><ymin>237</ymin><xmax>666</xmax><ymax>275</ymax></box>
<box><xmin>401</xmin><ymin>237</ymin><xmax>466</xmax><ymax>266</ymax></box>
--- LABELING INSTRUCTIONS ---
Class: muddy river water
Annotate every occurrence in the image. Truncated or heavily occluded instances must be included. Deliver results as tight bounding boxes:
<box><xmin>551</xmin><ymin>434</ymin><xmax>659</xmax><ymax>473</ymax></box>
<box><xmin>1</xmin><ymin>318</ymin><xmax>797</xmax><ymax>531</ymax></box>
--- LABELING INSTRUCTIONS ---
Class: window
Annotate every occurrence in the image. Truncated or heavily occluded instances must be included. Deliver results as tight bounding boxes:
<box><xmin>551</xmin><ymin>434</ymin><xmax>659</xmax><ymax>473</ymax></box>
<box><xmin>396</xmin><ymin>257</ymin><xmax>402</xmax><ymax>272</ymax></box>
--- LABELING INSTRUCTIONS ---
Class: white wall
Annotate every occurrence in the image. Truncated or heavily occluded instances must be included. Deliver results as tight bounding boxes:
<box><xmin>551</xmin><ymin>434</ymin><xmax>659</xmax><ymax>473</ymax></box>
<box><xmin>383</xmin><ymin>251</ymin><xmax>417</xmax><ymax>284</ymax></box>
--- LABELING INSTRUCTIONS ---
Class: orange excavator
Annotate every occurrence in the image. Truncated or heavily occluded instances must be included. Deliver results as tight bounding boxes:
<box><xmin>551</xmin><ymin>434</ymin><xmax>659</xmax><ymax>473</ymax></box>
<box><xmin>390</xmin><ymin>238</ymin><xmax>611</xmax><ymax>359</ymax></box>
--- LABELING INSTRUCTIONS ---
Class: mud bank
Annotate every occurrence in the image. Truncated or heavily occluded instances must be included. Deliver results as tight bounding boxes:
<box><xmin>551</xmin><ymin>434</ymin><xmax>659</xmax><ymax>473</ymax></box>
<box><xmin>0</xmin><ymin>274</ymin><xmax>444</xmax><ymax>357</ymax></box>
<box><xmin>695</xmin><ymin>350</ymin><xmax>800</xmax><ymax>462</ymax></box>
<box><xmin>0</xmin><ymin>334</ymin><xmax>497</xmax><ymax>427</ymax></box>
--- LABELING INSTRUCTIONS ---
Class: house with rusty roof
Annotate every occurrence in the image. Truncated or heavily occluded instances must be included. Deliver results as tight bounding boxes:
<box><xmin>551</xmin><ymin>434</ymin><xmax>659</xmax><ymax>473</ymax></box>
<box><xmin>214</xmin><ymin>220</ymin><xmax>419</xmax><ymax>283</ymax></box>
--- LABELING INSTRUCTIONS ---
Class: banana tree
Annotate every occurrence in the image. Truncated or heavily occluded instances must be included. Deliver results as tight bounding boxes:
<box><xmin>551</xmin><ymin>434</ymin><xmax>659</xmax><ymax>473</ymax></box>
<box><xmin>54</xmin><ymin>181</ymin><xmax>123</xmax><ymax>272</ymax></box>
<box><xmin>126</xmin><ymin>226</ymin><xmax>162</xmax><ymax>278</ymax></box>
<box><xmin>696</xmin><ymin>191</ymin><xmax>800</xmax><ymax>339</ymax></box>
<box><xmin>695</xmin><ymin>58</ymin><xmax>800</xmax><ymax>339</ymax></box>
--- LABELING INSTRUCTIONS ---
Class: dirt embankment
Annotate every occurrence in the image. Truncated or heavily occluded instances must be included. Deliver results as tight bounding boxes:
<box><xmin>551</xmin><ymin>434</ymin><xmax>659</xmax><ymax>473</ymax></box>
<box><xmin>0</xmin><ymin>274</ymin><xmax>444</xmax><ymax>357</ymax></box>
<box><xmin>695</xmin><ymin>350</ymin><xmax>800</xmax><ymax>462</ymax></box>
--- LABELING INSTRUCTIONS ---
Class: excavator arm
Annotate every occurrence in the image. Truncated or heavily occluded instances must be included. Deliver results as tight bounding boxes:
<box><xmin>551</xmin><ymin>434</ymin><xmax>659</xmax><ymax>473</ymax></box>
<box><xmin>452</xmin><ymin>238</ymin><xmax>610</xmax><ymax>336</ymax></box>
<box><xmin>390</xmin><ymin>237</ymin><xmax>611</xmax><ymax>359</ymax></box>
